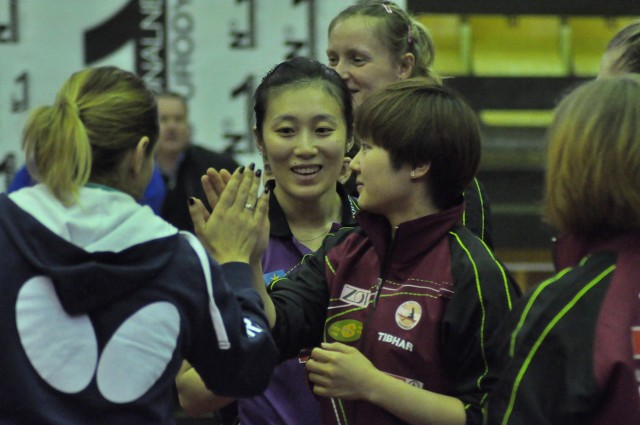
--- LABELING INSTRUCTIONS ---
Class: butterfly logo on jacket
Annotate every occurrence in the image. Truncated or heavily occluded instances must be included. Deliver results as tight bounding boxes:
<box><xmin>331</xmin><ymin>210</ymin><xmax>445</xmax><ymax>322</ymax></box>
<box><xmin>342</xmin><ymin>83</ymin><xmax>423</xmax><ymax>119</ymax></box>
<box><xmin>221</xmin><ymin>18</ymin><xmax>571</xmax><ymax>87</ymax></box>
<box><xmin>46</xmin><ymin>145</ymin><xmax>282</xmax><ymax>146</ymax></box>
<box><xmin>16</xmin><ymin>275</ymin><xmax>180</xmax><ymax>403</ymax></box>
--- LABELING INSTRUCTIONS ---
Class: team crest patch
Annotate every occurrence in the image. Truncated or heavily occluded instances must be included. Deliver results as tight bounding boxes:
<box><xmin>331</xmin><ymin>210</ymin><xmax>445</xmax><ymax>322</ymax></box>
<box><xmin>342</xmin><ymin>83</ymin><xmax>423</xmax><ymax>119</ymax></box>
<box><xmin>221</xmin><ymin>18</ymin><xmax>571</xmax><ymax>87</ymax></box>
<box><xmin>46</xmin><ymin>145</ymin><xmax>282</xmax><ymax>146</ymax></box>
<box><xmin>328</xmin><ymin>319</ymin><xmax>363</xmax><ymax>342</ymax></box>
<box><xmin>395</xmin><ymin>301</ymin><xmax>422</xmax><ymax>330</ymax></box>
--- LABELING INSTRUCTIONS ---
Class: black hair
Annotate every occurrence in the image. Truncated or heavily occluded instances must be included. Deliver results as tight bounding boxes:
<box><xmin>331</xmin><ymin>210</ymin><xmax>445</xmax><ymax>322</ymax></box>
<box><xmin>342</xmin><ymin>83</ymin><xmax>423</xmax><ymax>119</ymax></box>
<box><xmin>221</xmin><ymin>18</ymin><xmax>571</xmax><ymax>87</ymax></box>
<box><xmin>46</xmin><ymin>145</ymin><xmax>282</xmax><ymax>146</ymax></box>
<box><xmin>253</xmin><ymin>57</ymin><xmax>354</xmax><ymax>143</ymax></box>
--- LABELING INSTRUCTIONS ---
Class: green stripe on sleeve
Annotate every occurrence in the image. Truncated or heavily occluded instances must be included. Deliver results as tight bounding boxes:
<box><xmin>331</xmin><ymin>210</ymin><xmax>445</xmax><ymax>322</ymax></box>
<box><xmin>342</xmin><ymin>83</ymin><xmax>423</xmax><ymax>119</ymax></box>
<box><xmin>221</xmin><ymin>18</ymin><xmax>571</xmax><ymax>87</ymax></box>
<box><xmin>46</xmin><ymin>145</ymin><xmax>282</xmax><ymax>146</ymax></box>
<box><xmin>501</xmin><ymin>264</ymin><xmax>615</xmax><ymax>425</ymax></box>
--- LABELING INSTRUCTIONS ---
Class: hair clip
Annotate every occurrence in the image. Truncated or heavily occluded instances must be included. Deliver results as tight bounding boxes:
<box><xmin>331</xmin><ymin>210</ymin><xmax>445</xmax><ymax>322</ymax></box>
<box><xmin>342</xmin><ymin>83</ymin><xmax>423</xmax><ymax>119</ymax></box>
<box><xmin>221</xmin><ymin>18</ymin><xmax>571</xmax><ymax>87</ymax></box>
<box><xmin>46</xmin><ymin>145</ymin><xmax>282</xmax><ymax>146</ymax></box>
<box><xmin>382</xmin><ymin>4</ymin><xmax>393</xmax><ymax>14</ymax></box>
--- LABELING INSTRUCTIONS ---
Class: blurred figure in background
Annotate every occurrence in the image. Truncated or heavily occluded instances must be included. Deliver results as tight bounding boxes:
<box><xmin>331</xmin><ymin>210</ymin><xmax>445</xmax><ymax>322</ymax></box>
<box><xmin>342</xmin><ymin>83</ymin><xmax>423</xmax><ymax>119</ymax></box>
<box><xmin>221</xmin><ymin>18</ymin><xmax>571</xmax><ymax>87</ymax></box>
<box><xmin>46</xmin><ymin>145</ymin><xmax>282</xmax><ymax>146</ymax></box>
<box><xmin>8</xmin><ymin>162</ymin><xmax>166</xmax><ymax>215</ymax></box>
<box><xmin>599</xmin><ymin>19</ymin><xmax>640</xmax><ymax>77</ymax></box>
<box><xmin>484</xmin><ymin>75</ymin><xmax>640</xmax><ymax>425</ymax></box>
<box><xmin>483</xmin><ymin>20</ymin><xmax>640</xmax><ymax>425</ymax></box>
<box><xmin>156</xmin><ymin>92</ymin><xmax>238</xmax><ymax>232</ymax></box>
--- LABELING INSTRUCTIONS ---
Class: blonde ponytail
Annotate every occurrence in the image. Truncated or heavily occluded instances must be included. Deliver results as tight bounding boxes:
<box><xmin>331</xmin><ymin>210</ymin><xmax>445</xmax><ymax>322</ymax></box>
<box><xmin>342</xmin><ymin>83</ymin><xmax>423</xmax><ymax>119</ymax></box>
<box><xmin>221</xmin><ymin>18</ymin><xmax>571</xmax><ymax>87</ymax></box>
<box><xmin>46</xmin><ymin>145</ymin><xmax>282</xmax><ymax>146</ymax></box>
<box><xmin>23</xmin><ymin>108</ymin><xmax>89</xmax><ymax>206</ymax></box>
<box><xmin>21</xmin><ymin>66</ymin><xmax>158</xmax><ymax>206</ymax></box>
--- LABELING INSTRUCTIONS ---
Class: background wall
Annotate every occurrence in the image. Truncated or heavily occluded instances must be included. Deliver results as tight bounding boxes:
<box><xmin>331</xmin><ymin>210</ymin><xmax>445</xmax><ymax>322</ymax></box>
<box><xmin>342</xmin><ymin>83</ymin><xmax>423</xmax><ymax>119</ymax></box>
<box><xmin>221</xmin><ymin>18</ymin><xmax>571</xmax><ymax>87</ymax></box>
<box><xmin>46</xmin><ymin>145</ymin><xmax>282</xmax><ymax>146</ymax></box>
<box><xmin>0</xmin><ymin>0</ymin><xmax>403</xmax><ymax>192</ymax></box>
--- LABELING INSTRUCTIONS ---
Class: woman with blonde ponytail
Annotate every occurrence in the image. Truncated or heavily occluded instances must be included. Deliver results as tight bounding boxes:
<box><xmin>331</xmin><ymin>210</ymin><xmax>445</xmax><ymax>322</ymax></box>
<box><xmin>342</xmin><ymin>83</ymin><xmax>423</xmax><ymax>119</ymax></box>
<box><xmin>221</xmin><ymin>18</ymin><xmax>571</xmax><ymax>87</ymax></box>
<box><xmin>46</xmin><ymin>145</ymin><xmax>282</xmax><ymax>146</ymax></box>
<box><xmin>0</xmin><ymin>66</ymin><xmax>277</xmax><ymax>425</ymax></box>
<box><xmin>8</xmin><ymin>70</ymin><xmax>167</xmax><ymax>211</ymax></box>
<box><xmin>23</xmin><ymin>67</ymin><xmax>158</xmax><ymax>205</ymax></box>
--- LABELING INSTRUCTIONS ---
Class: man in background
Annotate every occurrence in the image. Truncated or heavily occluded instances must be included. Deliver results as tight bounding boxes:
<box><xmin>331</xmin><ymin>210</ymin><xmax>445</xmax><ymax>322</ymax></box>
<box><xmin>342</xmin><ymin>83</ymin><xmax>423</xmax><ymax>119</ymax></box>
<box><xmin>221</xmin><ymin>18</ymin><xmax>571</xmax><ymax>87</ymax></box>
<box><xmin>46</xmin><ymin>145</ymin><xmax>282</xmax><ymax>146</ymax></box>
<box><xmin>156</xmin><ymin>92</ymin><xmax>238</xmax><ymax>232</ymax></box>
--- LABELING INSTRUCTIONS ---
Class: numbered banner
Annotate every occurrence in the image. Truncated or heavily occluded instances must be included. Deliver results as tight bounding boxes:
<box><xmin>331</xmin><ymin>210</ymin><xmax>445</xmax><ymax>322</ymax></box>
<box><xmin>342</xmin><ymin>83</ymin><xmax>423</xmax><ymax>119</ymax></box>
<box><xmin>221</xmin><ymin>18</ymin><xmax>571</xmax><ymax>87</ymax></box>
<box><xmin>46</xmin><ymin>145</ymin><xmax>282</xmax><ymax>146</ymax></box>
<box><xmin>0</xmin><ymin>0</ymin><xmax>406</xmax><ymax>192</ymax></box>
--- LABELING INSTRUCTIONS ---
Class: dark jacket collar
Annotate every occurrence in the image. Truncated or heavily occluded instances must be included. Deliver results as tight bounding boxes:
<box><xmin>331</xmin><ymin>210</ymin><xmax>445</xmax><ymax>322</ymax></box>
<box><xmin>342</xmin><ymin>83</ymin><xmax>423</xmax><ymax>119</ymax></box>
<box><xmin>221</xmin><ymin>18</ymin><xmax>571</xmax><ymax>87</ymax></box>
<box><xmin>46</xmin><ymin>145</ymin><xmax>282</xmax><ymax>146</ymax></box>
<box><xmin>553</xmin><ymin>231</ymin><xmax>640</xmax><ymax>271</ymax></box>
<box><xmin>266</xmin><ymin>179</ymin><xmax>358</xmax><ymax>238</ymax></box>
<box><xmin>356</xmin><ymin>202</ymin><xmax>464</xmax><ymax>273</ymax></box>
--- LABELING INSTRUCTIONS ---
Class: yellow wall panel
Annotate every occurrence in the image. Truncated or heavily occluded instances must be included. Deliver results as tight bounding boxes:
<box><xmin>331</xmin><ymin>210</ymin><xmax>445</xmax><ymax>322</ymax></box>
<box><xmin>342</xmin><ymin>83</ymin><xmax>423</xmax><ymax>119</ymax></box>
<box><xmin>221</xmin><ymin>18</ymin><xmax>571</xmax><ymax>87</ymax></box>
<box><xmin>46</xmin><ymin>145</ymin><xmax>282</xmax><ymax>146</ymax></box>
<box><xmin>569</xmin><ymin>17</ymin><xmax>638</xmax><ymax>76</ymax></box>
<box><xmin>417</xmin><ymin>14</ymin><xmax>471</xmax><ymax>76</ymax></box>
<box><xmin>469</xmin><ymin>15</ymin><xmax>568</xmax><ymax>76</ymax></box>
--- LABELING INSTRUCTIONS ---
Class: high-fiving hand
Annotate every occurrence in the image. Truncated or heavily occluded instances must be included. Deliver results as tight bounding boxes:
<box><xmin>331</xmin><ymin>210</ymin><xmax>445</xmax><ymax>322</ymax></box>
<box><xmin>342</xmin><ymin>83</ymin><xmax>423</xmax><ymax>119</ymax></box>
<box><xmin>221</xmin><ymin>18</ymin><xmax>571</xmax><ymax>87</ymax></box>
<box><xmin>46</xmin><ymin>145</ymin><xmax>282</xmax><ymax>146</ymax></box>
<box><xmin>188</xmin><ymin>165</ymin><xmax>269</xmax><ymax>265</ymax></box>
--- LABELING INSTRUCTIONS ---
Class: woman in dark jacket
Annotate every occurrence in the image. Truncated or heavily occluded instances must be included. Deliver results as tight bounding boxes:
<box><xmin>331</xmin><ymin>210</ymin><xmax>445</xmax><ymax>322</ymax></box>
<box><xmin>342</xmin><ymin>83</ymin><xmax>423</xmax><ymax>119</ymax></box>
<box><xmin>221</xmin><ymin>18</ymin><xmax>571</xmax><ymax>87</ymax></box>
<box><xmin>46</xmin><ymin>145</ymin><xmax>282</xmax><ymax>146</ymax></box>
<box><xmin>0</xmin><ymin>66</ymin><xmax>277</xmax><ymax>425</ymax></box>
<box><xmin>485</xmin><ymin>75</ymin><xmax>640</xmax><ymax>425</ymax></box>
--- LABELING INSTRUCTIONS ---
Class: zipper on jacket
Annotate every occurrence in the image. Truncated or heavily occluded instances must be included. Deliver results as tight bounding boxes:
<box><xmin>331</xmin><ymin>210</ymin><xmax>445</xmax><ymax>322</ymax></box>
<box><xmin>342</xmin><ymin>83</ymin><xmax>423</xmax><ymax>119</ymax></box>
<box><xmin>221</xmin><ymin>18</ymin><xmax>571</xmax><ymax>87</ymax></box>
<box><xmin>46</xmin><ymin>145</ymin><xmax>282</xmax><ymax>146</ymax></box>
<box><xmin>372</xmin><ymin>277</ymin><xmax>383</xmax><ymax>308</ymax></box>
<box><xmin>356</xmin><ymin>230</ymin><xmax>396</xmax><ymax>423</ymax></box>
<box><xmin>371</xmin><ymin>227</ymin><xmax>398</xmax><ymax>308</ymax></box>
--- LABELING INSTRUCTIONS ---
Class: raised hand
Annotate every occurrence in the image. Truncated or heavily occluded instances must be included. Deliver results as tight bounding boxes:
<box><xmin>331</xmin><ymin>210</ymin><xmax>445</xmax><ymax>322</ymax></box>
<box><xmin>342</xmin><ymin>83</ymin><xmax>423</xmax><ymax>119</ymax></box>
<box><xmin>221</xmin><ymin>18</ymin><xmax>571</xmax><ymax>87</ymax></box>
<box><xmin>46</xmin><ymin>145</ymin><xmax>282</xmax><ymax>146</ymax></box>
<box><xmin>201</xmin><ymin>167</ymin><xmax>233</xmax><ymax>212</ymax></box>
<box><xmin>189</xmin><ymin>165</ymin><xmax>269</xmax><ymax>265</ymax></box>
<box><xmin>187</xmin><ymin>167</ymin><xmax>234</xmax><ymax>238</ymax></box>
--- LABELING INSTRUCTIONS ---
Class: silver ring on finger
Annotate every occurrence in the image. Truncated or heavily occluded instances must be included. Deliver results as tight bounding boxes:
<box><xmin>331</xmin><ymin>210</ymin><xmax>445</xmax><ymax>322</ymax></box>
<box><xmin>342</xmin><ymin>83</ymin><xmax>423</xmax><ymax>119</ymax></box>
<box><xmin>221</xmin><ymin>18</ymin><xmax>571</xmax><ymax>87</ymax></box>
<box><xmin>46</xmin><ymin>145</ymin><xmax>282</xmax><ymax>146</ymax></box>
<box><xmin>245</xmin><ymin>202</ymin><xmax>255</xmax><ymax>211</ymax></box>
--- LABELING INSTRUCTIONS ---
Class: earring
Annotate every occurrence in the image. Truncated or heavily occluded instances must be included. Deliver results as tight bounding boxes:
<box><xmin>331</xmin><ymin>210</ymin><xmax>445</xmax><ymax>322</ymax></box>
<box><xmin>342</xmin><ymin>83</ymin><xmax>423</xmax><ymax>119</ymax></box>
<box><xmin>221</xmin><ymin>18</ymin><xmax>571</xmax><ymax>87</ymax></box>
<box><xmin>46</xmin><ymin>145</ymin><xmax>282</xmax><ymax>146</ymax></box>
<box><xmin>410</xmin><ymin>171</ymin><xmax>415</xmax><ymax>177</ymax></box>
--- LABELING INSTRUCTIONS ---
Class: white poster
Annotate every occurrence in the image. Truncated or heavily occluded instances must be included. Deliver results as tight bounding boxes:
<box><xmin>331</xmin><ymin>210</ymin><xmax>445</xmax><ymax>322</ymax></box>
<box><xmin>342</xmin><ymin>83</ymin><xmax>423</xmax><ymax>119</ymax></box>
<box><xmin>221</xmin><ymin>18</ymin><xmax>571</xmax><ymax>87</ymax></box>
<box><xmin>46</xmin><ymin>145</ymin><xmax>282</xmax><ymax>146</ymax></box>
<box><xmin>0</xmin><ymin>0</ymin><xmax>405</xmax><ymax>192</ymax></box>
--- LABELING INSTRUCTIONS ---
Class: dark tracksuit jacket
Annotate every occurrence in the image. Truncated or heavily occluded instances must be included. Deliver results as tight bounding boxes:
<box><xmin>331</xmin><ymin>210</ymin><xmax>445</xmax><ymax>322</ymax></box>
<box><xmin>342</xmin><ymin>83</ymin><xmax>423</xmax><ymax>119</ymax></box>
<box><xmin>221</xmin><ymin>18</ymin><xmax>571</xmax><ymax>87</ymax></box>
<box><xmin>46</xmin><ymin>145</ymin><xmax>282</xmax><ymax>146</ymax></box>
<box><xmin>463</xmin><ymin>177</ymin><xmax>494</xmax><ymax>250</ymax></box>
<box><xmin>0</xmin><ymin>185</ymin><xmax>277</xmax><ymax>425</ymax></box>
<box><xmin>268</xmin><ymin>202</ymin><xmax>520</xmax><ymax>425</ymax></box>
<box><xmin>161</xmin><ymin>144</ymin><xmax>238</xmax><ymax>232</ymax></box>
<box><xmin>484</xmin><ymin>232</ymin><xmax>640</xmax><ymax>425</ymax></box>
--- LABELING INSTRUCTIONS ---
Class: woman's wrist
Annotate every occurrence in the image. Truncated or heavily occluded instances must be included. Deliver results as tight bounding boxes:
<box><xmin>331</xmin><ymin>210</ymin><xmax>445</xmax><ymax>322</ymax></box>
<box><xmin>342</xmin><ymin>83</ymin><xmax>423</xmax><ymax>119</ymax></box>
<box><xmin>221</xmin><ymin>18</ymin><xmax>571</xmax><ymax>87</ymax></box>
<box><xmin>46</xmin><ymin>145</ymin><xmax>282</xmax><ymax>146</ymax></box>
<box><xmin>360</xmin><ymin>367</ymin><xmax>389</xmax><ymax>405</ymax></box>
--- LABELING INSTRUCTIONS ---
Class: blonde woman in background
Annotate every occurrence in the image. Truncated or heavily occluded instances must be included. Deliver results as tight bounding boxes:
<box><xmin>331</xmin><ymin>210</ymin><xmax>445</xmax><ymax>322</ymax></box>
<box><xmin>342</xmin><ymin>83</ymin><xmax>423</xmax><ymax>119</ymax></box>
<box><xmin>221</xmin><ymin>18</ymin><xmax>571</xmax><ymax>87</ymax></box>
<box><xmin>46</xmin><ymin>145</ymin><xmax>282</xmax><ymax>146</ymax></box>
<box><xmin>327</xmin><ymin>0</ymin><xmax>494</xmax><ymax>248</ymax></box>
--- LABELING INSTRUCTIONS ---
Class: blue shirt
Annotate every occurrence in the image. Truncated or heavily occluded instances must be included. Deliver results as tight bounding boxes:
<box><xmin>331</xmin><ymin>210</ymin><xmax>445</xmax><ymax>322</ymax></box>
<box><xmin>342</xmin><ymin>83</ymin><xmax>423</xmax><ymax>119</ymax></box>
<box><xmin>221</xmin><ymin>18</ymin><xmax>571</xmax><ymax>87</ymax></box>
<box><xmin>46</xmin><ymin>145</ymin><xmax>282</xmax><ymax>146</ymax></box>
<box><xmin>8</xmin><ymin>165</ymin><xmax>166</xmax><ymax>215</ymax></box>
